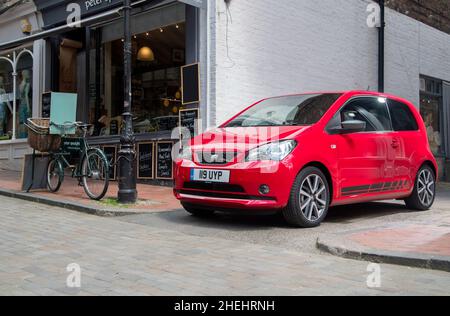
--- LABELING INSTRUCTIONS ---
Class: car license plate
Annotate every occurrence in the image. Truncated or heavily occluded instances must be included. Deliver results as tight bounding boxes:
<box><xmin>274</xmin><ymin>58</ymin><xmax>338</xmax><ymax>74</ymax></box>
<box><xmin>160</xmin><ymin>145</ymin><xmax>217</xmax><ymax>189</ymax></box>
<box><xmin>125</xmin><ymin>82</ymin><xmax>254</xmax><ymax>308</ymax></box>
<box><xmin>190</xmin><ymin>169</ymin><xmax>231</xmax><ymax>183</ymax></box>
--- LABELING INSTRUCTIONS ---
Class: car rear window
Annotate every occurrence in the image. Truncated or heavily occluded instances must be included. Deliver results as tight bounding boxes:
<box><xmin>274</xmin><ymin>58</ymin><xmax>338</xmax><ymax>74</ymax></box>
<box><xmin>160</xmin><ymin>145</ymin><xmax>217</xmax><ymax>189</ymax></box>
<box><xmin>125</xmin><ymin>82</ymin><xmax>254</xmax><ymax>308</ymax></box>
<box><xmin>388</xmin><ymin>99</ymin><xmax>419</xmax><ymax>131</ymax></box>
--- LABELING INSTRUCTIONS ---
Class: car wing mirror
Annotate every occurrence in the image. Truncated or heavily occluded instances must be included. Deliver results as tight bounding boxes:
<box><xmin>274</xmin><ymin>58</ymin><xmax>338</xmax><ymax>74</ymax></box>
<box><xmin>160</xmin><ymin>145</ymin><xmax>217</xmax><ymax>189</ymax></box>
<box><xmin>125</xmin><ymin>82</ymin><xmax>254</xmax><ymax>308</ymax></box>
<box><xmin>340</xmin><ymin>120</ymin><xmax>367</xmax><ymax>133</ymax></box>
<box><xmin>328</xmin><ymin>120</ymin><xmax>367</xmax><ymax>134</ymax></box>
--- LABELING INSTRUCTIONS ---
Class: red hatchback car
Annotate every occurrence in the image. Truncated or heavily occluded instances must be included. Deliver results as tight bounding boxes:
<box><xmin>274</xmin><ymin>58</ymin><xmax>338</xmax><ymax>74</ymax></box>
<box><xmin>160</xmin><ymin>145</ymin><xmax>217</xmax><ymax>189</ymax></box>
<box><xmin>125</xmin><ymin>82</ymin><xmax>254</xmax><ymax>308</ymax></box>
<box><xmin>174</xmin><ymin>91</ymin><xmax>437</xmax><ymax>228</ymax></box>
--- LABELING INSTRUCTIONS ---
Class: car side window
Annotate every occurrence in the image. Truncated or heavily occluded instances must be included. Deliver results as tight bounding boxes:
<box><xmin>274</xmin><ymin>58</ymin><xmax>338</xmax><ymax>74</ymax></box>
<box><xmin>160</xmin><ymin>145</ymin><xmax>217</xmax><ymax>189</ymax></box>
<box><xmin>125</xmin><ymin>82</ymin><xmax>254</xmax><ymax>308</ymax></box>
<box><xmin>388</xmin><ymin>99</ymin><xmax>419</xmax><ymax>131</ymax></box>
<box><xmin>339</xmin><ymin>97</ymin><xmax>392</xmax><ymax>132</ymax></box>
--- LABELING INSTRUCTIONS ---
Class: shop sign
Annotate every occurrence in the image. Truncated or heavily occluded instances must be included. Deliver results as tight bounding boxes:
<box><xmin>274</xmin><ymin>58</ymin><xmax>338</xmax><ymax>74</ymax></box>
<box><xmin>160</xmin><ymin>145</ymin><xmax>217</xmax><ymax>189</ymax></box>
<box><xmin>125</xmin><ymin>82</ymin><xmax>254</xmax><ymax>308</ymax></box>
<box><xmin>35</xmin><ymin>0</ymin><xmax>126</xmax><ymax>27</ymax></box>
<box><xmin>84</xmin><ymin>0</ymin><xmax>116</xmax><ymax>12</ymax></box>
<box><xmin>37</xmin><ymin>0</ymin><xmax>204</xmax><ymax>27</ymax></box>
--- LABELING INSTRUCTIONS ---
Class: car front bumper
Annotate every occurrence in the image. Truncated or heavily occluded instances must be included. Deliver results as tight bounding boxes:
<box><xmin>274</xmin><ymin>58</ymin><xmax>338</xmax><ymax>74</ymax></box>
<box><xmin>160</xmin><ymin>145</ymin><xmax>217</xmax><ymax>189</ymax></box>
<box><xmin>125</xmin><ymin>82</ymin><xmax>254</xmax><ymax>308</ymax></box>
<box><xmin>174</xmin><ymin>159</ymin><xmax>297</xmax><ymax>210</ymax></box>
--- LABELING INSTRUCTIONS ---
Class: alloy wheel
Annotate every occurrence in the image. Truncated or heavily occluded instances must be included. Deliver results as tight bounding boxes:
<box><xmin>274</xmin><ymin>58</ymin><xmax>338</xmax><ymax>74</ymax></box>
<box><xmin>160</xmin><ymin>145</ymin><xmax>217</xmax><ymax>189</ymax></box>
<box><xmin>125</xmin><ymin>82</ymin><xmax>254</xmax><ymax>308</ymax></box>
<box><xmin>417</xmin><ymin>169</ymin><xmax>435</xmax><ymax>207</ymax></box>
<box><xmin>299</xmin><ymin>174</ymin><xmax>328</xmax><ymax>222</ymax></box>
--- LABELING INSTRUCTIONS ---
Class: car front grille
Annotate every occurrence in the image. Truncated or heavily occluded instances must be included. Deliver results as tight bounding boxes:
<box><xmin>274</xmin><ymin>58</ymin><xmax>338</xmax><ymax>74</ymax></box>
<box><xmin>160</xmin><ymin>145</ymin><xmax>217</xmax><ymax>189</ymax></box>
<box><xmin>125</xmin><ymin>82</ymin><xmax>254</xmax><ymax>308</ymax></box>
<box><xmin>195</xmin><ymin>151</ymin><xmax>238</xmax><ymax>165</ymax></box>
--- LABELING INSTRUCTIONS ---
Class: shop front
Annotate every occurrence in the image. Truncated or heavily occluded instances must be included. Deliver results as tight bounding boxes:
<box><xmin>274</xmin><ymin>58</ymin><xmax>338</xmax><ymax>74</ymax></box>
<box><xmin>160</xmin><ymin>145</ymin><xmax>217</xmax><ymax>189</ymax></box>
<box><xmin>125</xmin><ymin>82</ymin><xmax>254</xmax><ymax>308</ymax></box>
<box><xmin>0</xmin><ymin>0</ymin><xmax>43</xmax><ymax>171</ymax></box>
<box><xmin>34</xmin><ymin>0</ymin><xmax>207</xmax><ymax>185</ymax></box>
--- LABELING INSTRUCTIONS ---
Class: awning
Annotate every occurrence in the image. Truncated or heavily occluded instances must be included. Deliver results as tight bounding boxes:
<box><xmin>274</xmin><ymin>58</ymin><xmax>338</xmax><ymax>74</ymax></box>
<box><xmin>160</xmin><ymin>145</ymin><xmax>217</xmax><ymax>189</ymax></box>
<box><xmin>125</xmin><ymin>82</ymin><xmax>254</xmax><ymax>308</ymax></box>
<box><xmin>0</xmin><ymin>0</ymin><xmax>204</xmax><ymax>52</ymax></box>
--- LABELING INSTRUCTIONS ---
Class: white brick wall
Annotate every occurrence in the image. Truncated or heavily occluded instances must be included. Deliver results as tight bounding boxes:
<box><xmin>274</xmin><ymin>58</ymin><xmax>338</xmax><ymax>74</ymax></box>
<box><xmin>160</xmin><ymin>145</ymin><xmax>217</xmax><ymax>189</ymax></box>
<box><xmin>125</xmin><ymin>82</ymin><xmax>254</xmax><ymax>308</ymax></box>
<box><xmin>211</xmin><ymin>0</ymin><xmax>450</xmax><ymax>125</ymax></box>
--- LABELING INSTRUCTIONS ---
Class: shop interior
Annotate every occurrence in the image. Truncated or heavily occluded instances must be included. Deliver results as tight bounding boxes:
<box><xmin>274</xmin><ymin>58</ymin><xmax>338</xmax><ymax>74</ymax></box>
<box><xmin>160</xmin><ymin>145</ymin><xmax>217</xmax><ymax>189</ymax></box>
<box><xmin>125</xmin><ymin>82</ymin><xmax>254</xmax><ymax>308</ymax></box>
<box><xmin>91</xmin><ymin>22</ymin><xmax>186</xmax><ymax>137</ymax></box>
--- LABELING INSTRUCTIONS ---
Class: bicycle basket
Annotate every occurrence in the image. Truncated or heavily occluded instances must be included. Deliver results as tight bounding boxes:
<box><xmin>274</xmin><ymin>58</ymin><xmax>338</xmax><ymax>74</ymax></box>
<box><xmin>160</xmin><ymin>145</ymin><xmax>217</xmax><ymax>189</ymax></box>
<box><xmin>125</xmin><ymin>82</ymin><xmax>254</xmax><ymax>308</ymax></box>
<box><xmin>26</xmin><ymin>118</ymin><xmax>62</xmax><ymax>153</ymax></box>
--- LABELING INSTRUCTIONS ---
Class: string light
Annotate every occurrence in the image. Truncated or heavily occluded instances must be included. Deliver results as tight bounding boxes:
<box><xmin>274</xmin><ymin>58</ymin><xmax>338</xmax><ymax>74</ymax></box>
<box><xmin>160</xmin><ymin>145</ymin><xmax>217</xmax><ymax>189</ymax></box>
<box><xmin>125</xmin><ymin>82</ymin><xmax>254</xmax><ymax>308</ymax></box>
<box><xmin>175</xmin><ymin>24</ymin><xmax>179</xmax><ymax>29</ymax></box>
<box><xmin>160</xmin><ymin>28</ymin><xmax>164</xmax><ymax>33</ymax></box>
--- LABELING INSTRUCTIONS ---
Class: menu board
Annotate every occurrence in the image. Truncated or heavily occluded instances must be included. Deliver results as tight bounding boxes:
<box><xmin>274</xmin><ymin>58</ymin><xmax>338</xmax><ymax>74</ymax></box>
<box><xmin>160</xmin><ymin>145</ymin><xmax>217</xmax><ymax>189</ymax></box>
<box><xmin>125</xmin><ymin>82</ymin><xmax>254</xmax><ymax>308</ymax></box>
<box><xmin>179</xmin><ymin>108</ymin><xmax>200</xmax><ymax>138</ymax></box>
<box><xmin>103</xmin><ymin>146</ymin><xmax>117</xmax><ymax>181</ymax></box>
<box><xmin>181</xmin><ymin>63</ymin><xmax>200</xmax><ymax>105</ymax></box>
<box><xmin>42</xmin><ymin>92</ymin><xmax>52</xmax><ymax>118</ymax></box>
<box><xmin>156</xmin><ymin>142</ymin><xmax>174</xmax><ymax>180</ymax></box>
<box><xmin>137</xmin><ymin>142</ymin><xmax>155</xmax><ymax>180</ymax></box>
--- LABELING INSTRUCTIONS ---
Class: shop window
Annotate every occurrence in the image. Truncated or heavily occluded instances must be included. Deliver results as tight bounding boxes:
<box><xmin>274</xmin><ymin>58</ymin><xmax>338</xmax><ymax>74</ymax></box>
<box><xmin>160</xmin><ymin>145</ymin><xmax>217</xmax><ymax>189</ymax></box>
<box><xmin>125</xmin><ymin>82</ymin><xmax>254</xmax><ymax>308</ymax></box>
<box><xmin>0</xmin><ymin>49</ymin><xmax>33</xmax><ymax>141</ymax></box>
<box><xmin>89</xmin><ymin>22</ymin><xmax>186</xmax><ymax>137</ymax></box>
<box><xmin>0</xmin><ymin>59</ymin><xmax>13</xmax><ymax>140</ymax></box>
<box><xmin>421</xmin><ymin>94</ymin><xmax>442</xmax><ymax>155</ymax></box>
<box><xmin>420</xmin><ymin>76</ymin><xmax>443</xmax><ymax>156</ymax></box>
<box><xmin>16</xmin><ymin>53</ymin><xmax>33</xmax><ymax>139</ymax></box>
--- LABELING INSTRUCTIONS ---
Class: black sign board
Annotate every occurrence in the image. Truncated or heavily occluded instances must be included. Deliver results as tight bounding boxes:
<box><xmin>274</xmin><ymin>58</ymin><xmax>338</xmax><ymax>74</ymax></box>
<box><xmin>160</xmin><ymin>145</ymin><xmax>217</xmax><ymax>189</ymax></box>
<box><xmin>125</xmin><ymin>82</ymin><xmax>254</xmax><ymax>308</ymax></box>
<box><xmin>181</xmin><ymin>63</ymin><xmax>200</xmax><ymax>105</ymax></box>
<box><xmin>137</xmin><ymin>142</ymin><xmax>155</xmax><ymax>180</ymax></box>
<box><xmin>103</xmin><ymin>146</ymin><xmax>117</xmax><ymax>181</ymax></box>
<box><xmin>156</xmin><ymin>142</ymin><xmax>174</xmax><ymax>180</ymax></box>
<box><xmin>179</xmin><ymin>108</ymin><xmax>200</xmax><ymax>138</ymax></box>
<box><xmin>35</xmin><ymin>0</ymin><xmax>125</xmax><ymax>28</ymax></box>
<box><xmin>42</xmin><ymin>92</ymin><xmax>52</xmax><ymax>118</ymax></box>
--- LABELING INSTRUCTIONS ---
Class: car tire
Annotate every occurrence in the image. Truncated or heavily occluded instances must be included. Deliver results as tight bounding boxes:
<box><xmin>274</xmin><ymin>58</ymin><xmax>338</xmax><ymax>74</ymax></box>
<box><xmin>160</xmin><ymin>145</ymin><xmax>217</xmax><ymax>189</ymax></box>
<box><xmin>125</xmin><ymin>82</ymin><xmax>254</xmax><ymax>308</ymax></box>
<box><xmin>404</xmin><ymin>165</ymin><xmax>436</xmax><ymax>211</ymax></box>
<box><xmin>282</xmin><ymin>167</ymin><xmax>330</xmax><ymax>228</ymax></box>
<box><xmin>182</xmin><ymin>203</ymin><xmax>216</xmax><ymax>217</ymax></box>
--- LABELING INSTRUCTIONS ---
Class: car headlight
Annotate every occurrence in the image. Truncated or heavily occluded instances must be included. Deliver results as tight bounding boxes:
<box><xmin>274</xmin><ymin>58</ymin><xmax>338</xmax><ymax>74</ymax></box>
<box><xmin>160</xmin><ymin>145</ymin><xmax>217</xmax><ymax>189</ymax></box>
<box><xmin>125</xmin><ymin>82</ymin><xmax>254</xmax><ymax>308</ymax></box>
<box><xmin>246</xmin><ymin>140</ymin><xmax>297</xmax><ymax>162</ymax></box>
<box><xmin>179</xmin><ymin>146</ymin><xmax>193</xmax><ymax>161</ymax></box>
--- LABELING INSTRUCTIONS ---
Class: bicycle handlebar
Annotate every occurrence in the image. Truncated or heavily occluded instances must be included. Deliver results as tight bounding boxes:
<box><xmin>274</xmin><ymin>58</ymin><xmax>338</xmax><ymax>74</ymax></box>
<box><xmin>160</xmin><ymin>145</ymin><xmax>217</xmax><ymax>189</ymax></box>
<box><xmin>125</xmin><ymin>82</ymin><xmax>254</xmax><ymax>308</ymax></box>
<box><xmin>50</xmin><ymin>122</ymin><xmax>77</xmax><ymax>128</ymax></box>
<box><xmin>50</xmin><ymin>121</ymin><xmax>92</xmax><ymax>128</ymax></box>
<box><xmin>50</xmin><ymin>121</ymin><xmax>92</xmax><ymax>136</ymax></box>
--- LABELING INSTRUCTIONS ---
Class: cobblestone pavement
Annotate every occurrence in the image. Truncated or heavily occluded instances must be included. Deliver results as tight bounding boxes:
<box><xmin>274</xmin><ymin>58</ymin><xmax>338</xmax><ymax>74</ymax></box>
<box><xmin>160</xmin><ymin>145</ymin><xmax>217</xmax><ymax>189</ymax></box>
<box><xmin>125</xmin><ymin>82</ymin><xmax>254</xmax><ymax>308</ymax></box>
<box><xmin>118</xmin><ymin>185</ymin><xmax>450</xmax><ymax>256</ymax></box>
<box><xmin>1</xmin><ymin>196</ymin><xmax>450</xmax><ymax>296</ymax></box>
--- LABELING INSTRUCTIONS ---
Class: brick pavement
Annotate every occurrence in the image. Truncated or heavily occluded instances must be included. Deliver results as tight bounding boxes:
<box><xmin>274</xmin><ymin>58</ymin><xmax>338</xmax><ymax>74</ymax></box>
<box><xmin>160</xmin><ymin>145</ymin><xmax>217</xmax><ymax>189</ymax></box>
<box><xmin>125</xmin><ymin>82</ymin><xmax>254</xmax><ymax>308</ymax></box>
<box><xmin>0</xmin><ymin>169</ymin><xmax>181</xmax><ymax>214</ymax></box>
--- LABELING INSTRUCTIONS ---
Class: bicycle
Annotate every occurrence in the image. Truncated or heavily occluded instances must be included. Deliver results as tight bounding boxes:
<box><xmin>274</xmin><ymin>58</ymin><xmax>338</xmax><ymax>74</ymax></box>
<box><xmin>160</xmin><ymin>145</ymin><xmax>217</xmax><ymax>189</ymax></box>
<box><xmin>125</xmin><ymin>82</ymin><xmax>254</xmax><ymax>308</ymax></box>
<box><xmin>46</xmin><ymin>122</ymin><xmax>110</xmax><ymax>201</ymax></box>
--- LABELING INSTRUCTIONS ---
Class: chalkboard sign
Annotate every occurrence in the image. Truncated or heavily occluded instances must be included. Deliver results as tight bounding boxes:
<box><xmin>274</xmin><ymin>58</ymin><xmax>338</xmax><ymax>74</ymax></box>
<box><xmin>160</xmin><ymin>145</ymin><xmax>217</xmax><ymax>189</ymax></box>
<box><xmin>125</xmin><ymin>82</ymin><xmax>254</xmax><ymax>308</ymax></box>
<box><xmin>137</xmin><ymin>142</ymin><xmax>155</xmax><ymax>180</ymax></box>
<box><xmin>181</xmin><ymin>63</ymin><xmax>200</xmax><ymax>105</ymax></box>
<box><xmin>156</xmin><ymin>142</ymin><xmax>174</xmax><ymax>180</ymax></box>
<box><xmin>103</xmin><ymin>146</ymin><xmax>117</xmax><ymax>181</ymax></box>
<box><xmin>42</xmin><ymin>92</ymin><xmax>52</xmax><ymax>118</ymax></box>
<box><xmin>179</xmin><ymin>108</ymin><xmax>200</xmax><ymax>138</ymax></box>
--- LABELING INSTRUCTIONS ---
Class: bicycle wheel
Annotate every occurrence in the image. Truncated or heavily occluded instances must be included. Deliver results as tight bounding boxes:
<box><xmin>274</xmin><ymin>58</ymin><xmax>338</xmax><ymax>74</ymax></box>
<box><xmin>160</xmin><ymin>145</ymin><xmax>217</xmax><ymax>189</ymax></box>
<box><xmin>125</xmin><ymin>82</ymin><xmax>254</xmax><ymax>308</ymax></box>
<box><xmin>81</xmin><ymin>149</ymin><xmax>110</xmax><ymax>200</ymax></box>
<box><xmin>47</xmin><ymin>158</ymin><xmax>64</xmax><ymax>193</ymax></box>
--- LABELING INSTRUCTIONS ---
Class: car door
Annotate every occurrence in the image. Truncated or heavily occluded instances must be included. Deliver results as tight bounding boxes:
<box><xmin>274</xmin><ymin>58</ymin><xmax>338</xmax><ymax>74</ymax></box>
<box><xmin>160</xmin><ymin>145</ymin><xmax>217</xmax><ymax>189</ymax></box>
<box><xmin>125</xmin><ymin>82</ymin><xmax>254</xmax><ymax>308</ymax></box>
<box><xmin>328</xmin><ymin>96</ymin><xmax>395</xmax><ymax>198</ymax></box>
<box><xmin>387</xmin><ymin>98</ymin><xmax>421</xmax><ymax>192</ymax></box>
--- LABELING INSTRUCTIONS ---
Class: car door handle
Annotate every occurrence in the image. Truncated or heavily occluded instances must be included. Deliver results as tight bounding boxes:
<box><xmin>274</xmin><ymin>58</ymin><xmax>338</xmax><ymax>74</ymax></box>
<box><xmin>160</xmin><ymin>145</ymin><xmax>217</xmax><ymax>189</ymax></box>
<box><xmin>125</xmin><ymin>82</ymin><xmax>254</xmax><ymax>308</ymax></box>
<box><xmin>391</xmin><ymin>140</ymin><xmax>400</xmax><ymax>148</ymax></box>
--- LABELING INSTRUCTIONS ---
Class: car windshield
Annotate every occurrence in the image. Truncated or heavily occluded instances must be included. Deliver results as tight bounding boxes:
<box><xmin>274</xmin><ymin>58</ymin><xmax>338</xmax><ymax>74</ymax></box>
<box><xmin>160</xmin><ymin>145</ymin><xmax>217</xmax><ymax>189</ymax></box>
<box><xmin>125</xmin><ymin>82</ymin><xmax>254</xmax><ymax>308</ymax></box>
<box><xmin>225</xmin><ymin>94</ymin><xmax>342</xmax><ymax>127</ymax></box>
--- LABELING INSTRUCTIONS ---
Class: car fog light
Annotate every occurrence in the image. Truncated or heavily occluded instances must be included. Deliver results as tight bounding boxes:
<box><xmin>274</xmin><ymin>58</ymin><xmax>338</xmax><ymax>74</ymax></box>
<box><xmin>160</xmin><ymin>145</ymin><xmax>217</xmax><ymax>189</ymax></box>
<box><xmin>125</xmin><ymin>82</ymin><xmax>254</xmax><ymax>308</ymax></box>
<box><xmin>259</xmin><ymin>185</ymin><xmax>270</xmax><ymax>195</ymax></box>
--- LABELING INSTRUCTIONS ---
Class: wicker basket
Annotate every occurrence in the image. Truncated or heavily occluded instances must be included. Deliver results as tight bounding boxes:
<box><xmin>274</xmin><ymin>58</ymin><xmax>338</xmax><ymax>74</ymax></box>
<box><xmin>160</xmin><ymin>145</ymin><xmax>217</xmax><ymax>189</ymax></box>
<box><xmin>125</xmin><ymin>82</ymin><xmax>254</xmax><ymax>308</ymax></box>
<box><xmin>26</xmin><ymin>118</ymin><xmax>61</xmax><ymax>153</ymax></box>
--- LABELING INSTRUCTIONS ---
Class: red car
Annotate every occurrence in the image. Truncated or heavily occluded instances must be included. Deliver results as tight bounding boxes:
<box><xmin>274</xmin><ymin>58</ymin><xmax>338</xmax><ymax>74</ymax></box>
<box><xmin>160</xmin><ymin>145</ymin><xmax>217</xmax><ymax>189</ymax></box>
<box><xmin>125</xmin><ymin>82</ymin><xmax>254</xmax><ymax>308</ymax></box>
<box><xmin>174</xmin><ymin>91</ymin><xmax>437</xmax><ymax>228</ymax></box>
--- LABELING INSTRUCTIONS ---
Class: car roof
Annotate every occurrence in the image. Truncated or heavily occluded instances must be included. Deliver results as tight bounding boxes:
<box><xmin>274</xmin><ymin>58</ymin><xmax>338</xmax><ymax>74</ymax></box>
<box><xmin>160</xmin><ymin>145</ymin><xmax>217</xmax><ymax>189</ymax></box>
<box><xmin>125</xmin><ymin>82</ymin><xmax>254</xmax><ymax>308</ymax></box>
<box><xmin>265</xmin><ymin>90</ymin><xmax>413</xmax><ymax>104</ymax></box>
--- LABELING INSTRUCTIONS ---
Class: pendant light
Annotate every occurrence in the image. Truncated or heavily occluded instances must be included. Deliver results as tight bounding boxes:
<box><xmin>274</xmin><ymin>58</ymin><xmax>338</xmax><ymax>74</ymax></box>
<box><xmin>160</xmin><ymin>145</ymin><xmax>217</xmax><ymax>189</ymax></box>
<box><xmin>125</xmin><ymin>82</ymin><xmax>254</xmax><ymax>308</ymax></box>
<box><xmin>137</xmin><ymin>46</ymin><xmax>155</xmax><ymax>62</ymax></box>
